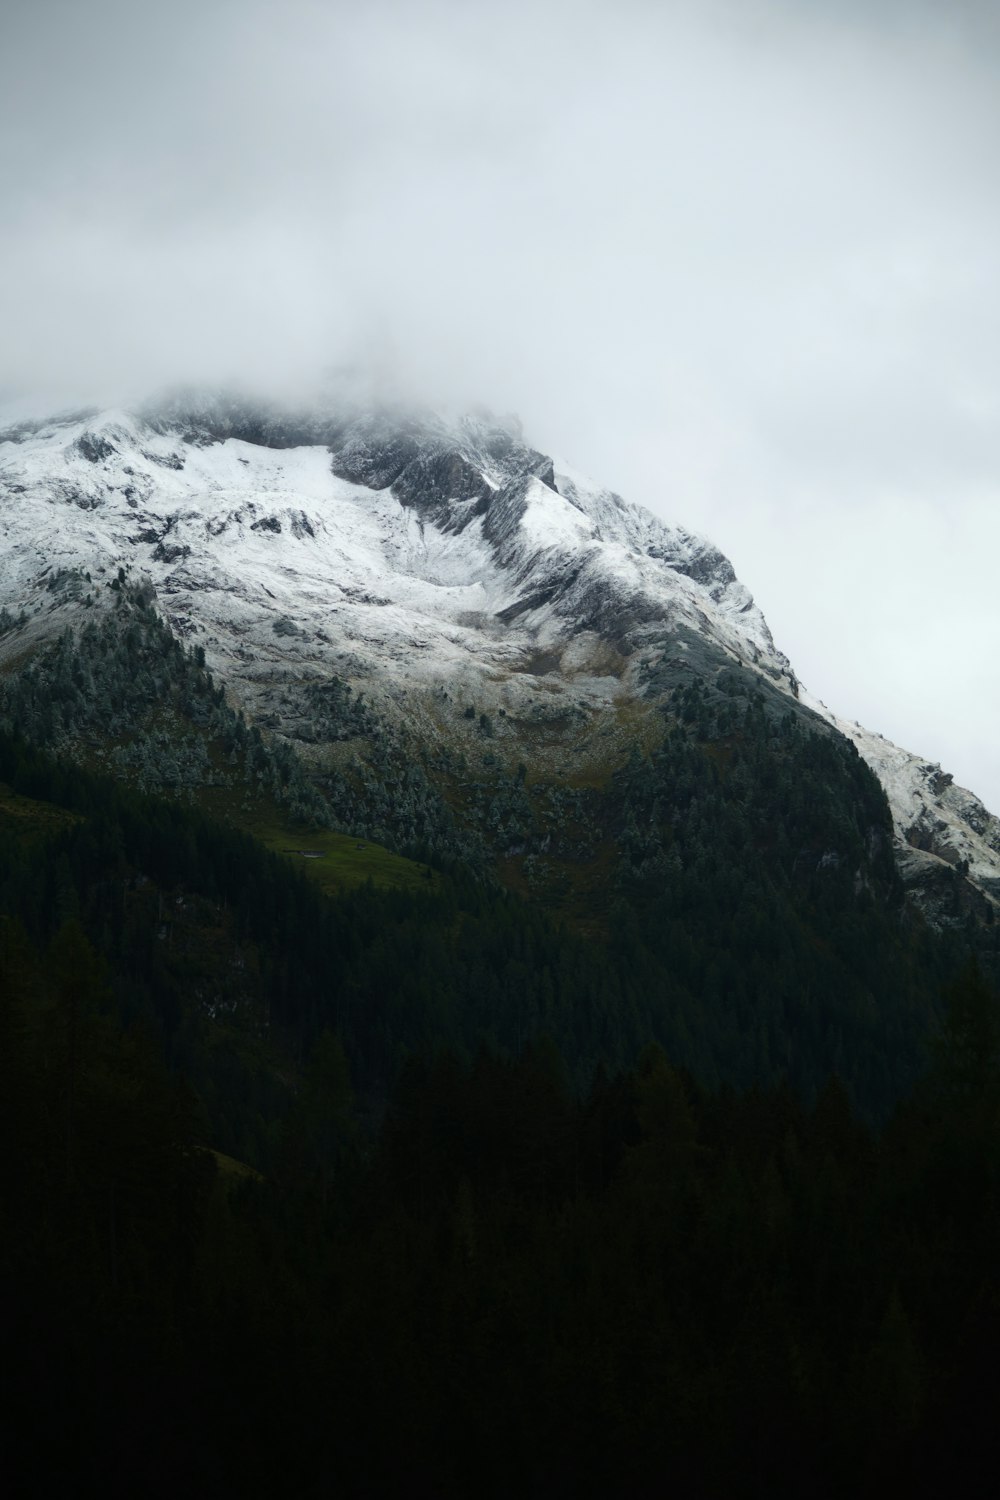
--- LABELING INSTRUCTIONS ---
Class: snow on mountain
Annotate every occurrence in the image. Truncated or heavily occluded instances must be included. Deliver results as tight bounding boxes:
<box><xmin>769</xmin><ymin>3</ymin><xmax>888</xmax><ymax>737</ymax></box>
<box><xmin>801</xmin><ymin>689</ymin><xmax>1000</xmax><ymax>909</ymax></box>
<box><xmin>0</xmin><ymin>394</ymin><xmax>791</xmax><ymax>710</ymax></box>
<box><xmin>1</xmin><ymin>388</ymin><xmax>997</xmax><ymax>908</ymax></box>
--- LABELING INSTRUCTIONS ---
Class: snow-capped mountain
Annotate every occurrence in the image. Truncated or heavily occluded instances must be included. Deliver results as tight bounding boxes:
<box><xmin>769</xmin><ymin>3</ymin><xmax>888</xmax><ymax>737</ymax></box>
<box><xmin>0</xmin><ymin>392</ymin><xmax>792</xmax><ymax>749</ymax></box>
<box><xmin>1</xmin><ymin>389</ymin><xmax>997</xmax><ymax>911</ymax></box>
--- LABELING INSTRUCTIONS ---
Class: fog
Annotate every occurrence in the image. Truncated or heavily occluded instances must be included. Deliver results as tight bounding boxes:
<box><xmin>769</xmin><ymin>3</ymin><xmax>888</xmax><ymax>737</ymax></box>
<box><xmin>2</xmin><ymin>0</ymin><xmax>998</xmax><ymax>809</ymax></box>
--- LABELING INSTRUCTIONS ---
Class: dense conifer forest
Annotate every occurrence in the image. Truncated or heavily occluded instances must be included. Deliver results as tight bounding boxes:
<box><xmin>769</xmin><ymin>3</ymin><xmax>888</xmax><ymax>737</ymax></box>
<box><xmin>2</xmin><ymin>603</ymin><xmax>1000</xmax><ymax>1495</ymax></box>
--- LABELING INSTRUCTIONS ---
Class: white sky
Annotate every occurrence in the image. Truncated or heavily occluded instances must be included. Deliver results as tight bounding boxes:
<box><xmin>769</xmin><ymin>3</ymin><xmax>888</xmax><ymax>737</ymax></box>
<box><xmin>2</xmin><ymin>0</ymin><xmax>998</xmax><ymax>811</ymax></box>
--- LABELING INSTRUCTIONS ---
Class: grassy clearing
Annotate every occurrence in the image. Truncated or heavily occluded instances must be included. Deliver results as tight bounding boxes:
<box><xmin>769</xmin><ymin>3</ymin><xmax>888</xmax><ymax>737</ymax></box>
<box><xmin>210</xmin><ymin>1149</ymin><xmax>264</xmax><ymax>1183</ymax></box>
<box><xmin>0</xmin><ymin>781</ymin><xmax>81</xmax><ymax>840</ymax></box>
<box><xmin>229</xmin><ymin>804</ymin><xmax>439</xmax><ymax>897</ymax></box>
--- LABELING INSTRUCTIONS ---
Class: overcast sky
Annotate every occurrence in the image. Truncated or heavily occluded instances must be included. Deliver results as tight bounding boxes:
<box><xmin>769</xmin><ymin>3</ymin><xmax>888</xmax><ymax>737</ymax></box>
<box><xmin>2</xmin><ymin>0</ymin><xmax>998</xmax><ymax>810</ymax></box>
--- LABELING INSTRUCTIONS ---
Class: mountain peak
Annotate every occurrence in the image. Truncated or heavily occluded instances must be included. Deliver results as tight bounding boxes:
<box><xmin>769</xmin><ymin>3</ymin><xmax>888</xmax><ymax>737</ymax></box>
<box><xmin>1</xmin><ymin>384</ymin><xmax>997</xmax><ymax>914</ymax></box>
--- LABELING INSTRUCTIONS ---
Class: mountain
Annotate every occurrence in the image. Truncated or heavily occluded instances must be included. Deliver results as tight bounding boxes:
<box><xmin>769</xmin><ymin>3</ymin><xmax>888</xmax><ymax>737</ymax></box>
<box><xmin>2</xmin><ymin>387</ymin><xmax>998</xmax><ymax>918</ymax></box>
<box><xmin>6</xmin><ymin>386</ymin><xmax>1000</xmax><ymax>1500</ymax></box>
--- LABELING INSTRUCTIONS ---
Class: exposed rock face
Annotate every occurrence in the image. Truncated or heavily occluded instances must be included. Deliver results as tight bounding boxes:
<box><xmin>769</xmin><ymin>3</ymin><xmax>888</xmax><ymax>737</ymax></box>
<box><xmin>1</xmin><ymin>387</ymin><xmax>997</xmax><ymax>913</ymax></box>
<box><xmin>808</xmin><ymin>701</ymin><xmax>1000</xmax><ymax>910</ymax></box>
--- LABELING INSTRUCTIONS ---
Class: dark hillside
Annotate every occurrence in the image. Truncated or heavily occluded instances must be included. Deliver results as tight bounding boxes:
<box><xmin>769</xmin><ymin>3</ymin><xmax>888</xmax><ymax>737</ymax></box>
<box><xmin>2</xmin><ymin>611</ymin><xmax>999</xmax><ymax>1496</ymax></box>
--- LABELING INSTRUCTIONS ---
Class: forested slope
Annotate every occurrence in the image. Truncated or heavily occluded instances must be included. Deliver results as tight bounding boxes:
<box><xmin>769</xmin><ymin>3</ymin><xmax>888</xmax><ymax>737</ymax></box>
<box><xmin>3</xmin><ymin>602</ymin><xmax>1000</xmax><ymax>1495</ymax></box>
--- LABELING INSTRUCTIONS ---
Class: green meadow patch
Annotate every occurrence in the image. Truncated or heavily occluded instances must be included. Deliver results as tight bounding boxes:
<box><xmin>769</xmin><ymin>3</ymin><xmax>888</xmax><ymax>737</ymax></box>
<box><xmin>238</xmin><ymin>809</ymin><xmax>439</xmax><ymax>896</ymax></box>
<box><xmin>210</xmin><ymin>1149</ymin><xmax>264</xmax><ymax>1183</ymax></box>
<box><xmin>0</xmin><ymin>781</ymin><xmax>82</xmax><ymax>841</ymax></box>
